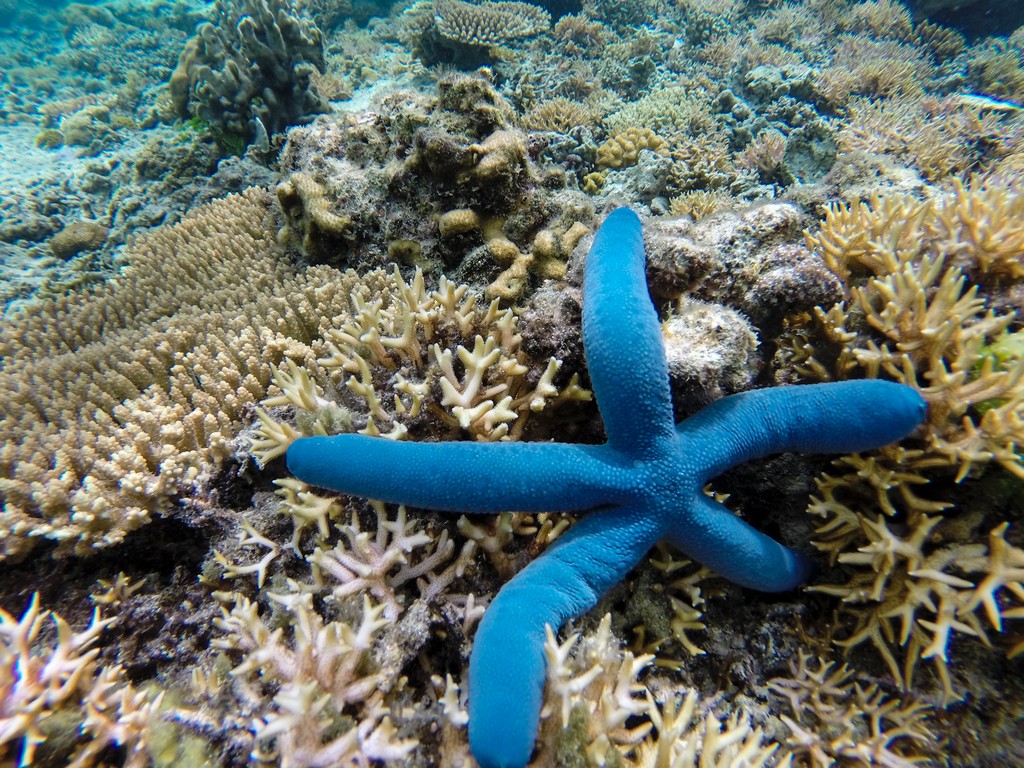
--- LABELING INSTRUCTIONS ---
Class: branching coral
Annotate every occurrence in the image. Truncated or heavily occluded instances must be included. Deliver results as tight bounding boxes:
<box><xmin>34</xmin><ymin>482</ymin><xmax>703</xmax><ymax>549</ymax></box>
<box><xmin>537</xmin><ymin>614</ymin><xmax>653</xmax><ymax>763</ymax></box>
<box><xmin>0</xmin><ymin>594</ymin><xmax>161</xmax><ymax>768</ymax></box>
<box><xmin>251</xmin><ymin>265</ymin><xmax>589</xmax><ymax>454</ymax></box>
<box><xmin>531</xmin><ymin>614</ymin><xmax>781</xmax><ymax>767</ymax></box>
<box><xmin>170</xmin><ymin>0</ymin><xmax>328</xmax><ymax>141</ymax></box>
<box><xmin>213</xmin><ymin>591</ymin><xmax>416</xmax><ymax>766</ymax></box>
<box><xmin>0</xmin><ymin>188</ymin><xmax>358</xmax><ymax>559</ymax></box>
<box><xmin>768</xmin><ymin>651</ymin><xmax>939</xmax><ymax>767</ymax></box>
<box><xmin>785</xmin><ymin>182</ymin><xmax>1024</xmax><ymax>698</ymax></box>
<box><xmin>309</xmin><ymin>500</ymin><xmax>461</xmax><ymax>620</ymax></box>
<box><xmin>839</xmin><ymin>96</ymin><xmax>1023</xmax><ymax>183</ymax></box>
<box><xmin>433</xmin><ymin>0</ymin><xmax>550</xmax><ymax>47</ymax></box>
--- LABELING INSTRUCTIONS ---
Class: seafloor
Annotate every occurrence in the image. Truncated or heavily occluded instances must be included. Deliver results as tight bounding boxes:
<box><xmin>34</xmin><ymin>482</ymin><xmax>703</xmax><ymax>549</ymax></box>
<box><xmin>1</xmin><ymin>0</ymin><xmax>1023</xmax><ymax>765</ymax></box>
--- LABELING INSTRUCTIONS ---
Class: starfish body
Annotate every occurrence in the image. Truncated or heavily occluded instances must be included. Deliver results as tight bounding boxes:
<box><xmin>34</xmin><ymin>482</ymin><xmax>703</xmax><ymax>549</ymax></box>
<box><xmin>286</xmin><ymin>208</ymin><xmax>927</xmax><ymax>768</ymax></box>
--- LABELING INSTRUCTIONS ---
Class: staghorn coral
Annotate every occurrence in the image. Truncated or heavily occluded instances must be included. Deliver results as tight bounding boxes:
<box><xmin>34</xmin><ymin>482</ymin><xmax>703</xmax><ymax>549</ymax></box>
<box><xmin>250</xmin><ymin>264</ymin><xmax>589</xmax><ymax>452</ymax></box>
<box><xmin>839</xmin><ymin>95</ymin><xmax>1023</xmax><ymax>183</ymax></box>
<box><xmin>735</xmin><ymin>128</ymin><xmax>790</xmax><ymax>184</ymax></box>
<box><xmin>0</xmin><ymin>188</ymin><xmax>358</xmax><ymax>559</ymax></box>
<box><xmin>814</xmin><ymin>37</ymin><xmax>932</xmax><ymax>107</ymax></box>
<box><xmin>213</xmin><ymin>591</ymin><xmax>417</xmax><ymax>766</ymax></box>
<box><xmin>535</xmin><ymin>614</ymin><xmax>653</xmax><ymax>764</ymax></box>
<box><xmin>768</xmin><ymin>651</ymin><xmax>940</xmax><ymax>767</ymax></box>
<box><xmin>783</xmin><ymin>182</ymin><xmax>1024</xmax><ymax>698</ymax></box>
<box><xmin>0</xmin><ymin>594</ymin><xmax>162</xmax><ymax>768</ymax></box>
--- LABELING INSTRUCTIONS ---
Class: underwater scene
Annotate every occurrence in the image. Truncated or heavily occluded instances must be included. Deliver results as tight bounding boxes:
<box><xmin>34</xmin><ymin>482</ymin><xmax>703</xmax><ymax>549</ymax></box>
<box><xmin>1</xmin><ymin>0</ymin><xmax>1024</xmax><ymax>764</ymax></box>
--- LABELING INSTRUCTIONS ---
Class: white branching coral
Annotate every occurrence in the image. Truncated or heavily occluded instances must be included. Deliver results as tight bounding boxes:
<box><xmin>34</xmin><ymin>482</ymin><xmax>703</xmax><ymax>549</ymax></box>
<box><xmin>310</xmin><ymin>500</ymin><xmax>467</xmax><ymax>619</ymax></box>
<box><xmin>251</xmin><ymin>266</ymin><xmax>589</xmax><ymax>458</ymax></box>
<box><xmin>768</xmin><ymin>651</ymin><xmax>938</xmax><ymax>767</ymax></box>
<box><xmin>633</xmin><ymin>690</ymin><xmax>782</xmax><ymax>768</ymax></box>
<box><xmin>540</xmin><ymin>614</ymin><xmax>654</xmax><ymax>762</ymax></box>
<box><xmin>0</xmin><ymin>594</ymin><xmax>160</xmax><ymax>768</ymax></box>
<box><xmin>531</xmin><ymin>614</ymin><xmax>782</xmax><ymax>767</ymax></box>
<box><xmin>213</xmin><ymin>591</ymin><xmax>416</xmax><ymax>766</ymax></box>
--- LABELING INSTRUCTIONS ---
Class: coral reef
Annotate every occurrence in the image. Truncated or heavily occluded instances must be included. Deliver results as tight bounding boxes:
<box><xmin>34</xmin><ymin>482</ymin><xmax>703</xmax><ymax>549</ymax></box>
<box><xmin>170</xmin><ymin>0</ymin><xmax>329</xmax><ymax>143</ymax></box>
<box><xmin>3</xmin><ymin>0</ymin><xmax>1024</xmax><ymax>765</ymax></box>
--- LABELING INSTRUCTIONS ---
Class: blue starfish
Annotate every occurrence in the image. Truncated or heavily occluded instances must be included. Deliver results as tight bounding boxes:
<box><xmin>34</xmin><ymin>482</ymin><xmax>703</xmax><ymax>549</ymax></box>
<box><xmin>286</xmin><ymin>208</ymin><xmax>926</xmax><ymax>767</ymax></box>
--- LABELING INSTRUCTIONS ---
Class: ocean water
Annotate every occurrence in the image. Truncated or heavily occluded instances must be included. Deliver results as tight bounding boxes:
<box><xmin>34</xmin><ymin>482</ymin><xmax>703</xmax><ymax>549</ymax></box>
<box><xmin>0</xmin><ymin>0</ymin><xmax>1022</xmax><ymax>765</ymax></box>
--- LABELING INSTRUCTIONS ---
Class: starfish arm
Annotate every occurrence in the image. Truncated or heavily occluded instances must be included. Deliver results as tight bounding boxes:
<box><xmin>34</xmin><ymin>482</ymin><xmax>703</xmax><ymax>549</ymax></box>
<box><xmin>286</xmin><ymin>434</ymin><xmax>630</xmax><ymax>513</ymax></box>
<box><xmin>676</xmin><ymin>380</ymin><xmax>927</xmax><ymax>479</ymax></box>
<box><xmin>662</xmin><ymin>494</ymin><xmax>816</xmax><ymax>592</ymax></box>
<box><xmin>583</xmin><ymin>208</ymin><xmax>675</xmax><ymax>460</ymax></box>
<box><xmin>468</xmin><ymin>504</ymin><xmax>663</xmax><ymax>768</ymax></box>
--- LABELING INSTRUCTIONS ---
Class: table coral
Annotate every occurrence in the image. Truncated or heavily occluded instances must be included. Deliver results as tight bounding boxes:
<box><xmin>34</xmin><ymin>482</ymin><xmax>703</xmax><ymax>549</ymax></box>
<box><xmin>283</xmin><ymin>208</ymin><xmax>926</xmax><ymax>767</ymax></box>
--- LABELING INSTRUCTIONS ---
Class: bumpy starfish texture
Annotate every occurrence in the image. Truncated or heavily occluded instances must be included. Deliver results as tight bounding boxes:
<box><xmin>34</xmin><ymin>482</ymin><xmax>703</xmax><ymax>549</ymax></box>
<box><xmin>286</xmin><ymin>208</ymin><xmax>927</xmax><ymax>768</ymax></box>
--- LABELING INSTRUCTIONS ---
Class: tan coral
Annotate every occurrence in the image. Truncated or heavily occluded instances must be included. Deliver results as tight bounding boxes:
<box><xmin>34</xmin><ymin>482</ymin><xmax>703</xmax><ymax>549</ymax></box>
<box><xmin>596</xmin><ymin>127</ymin><xmax>668</xmax><ymax>170</ymax></box>
<box><xmin>434</xmin><ymin>0</ymin><xmax>550</xmax><ymax>46</ymax></box>
<box><xmin>768</xmin><ymin>651</ymin><xmax>938</xmax><ymax>767</ymax></box>
<box><xmin>789</xmin><ymin>182</ymin><xmax>1024</xmax><ymax>700</ymax></box>
<box><xmin>0</xmin><ymin>188</ymin><xmax>357</xmax><ymax>559</ymax></box>
<box><xmin>213</xmin><ymin>591</ymin><xmax>416</xmax><ymax>766</ymax></box>
<box><xmin>254</xmin><ymin>265</ymin><xmax>589</xmax><ymax>445</ymax></box>
<box><xmin>276</xmin><ymin>171</ymin><xmax>354</xmax><ymax>260</ymax></box>
<box><xmin>0</xmin><ymin>594</ymin><xmax>161</xmax><ymax>768</ymax></box>
<box><xmin>487</xmin><ymin>220</ymin><xmax>588</xmax><ymax>301</ymax></box>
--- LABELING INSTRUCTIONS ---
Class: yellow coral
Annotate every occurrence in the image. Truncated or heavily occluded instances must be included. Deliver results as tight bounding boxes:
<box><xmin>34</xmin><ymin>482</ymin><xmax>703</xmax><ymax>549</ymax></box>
<box><xmin>789</xmin><ymin>182</ymin><xmax>1024</xmax><ymax>699</ymax></box>
<box><xmin>596</xmin><ymin>127</ymin><xmax>668</xmax><ymax>169</ymax></box>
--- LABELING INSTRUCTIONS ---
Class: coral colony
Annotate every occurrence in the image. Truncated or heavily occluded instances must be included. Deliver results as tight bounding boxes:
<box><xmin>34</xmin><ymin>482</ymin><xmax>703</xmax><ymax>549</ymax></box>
<box><xmin>286</xmin><ymin>208</ymin><xmax>928</xmax><ymax>767</ymax></box>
